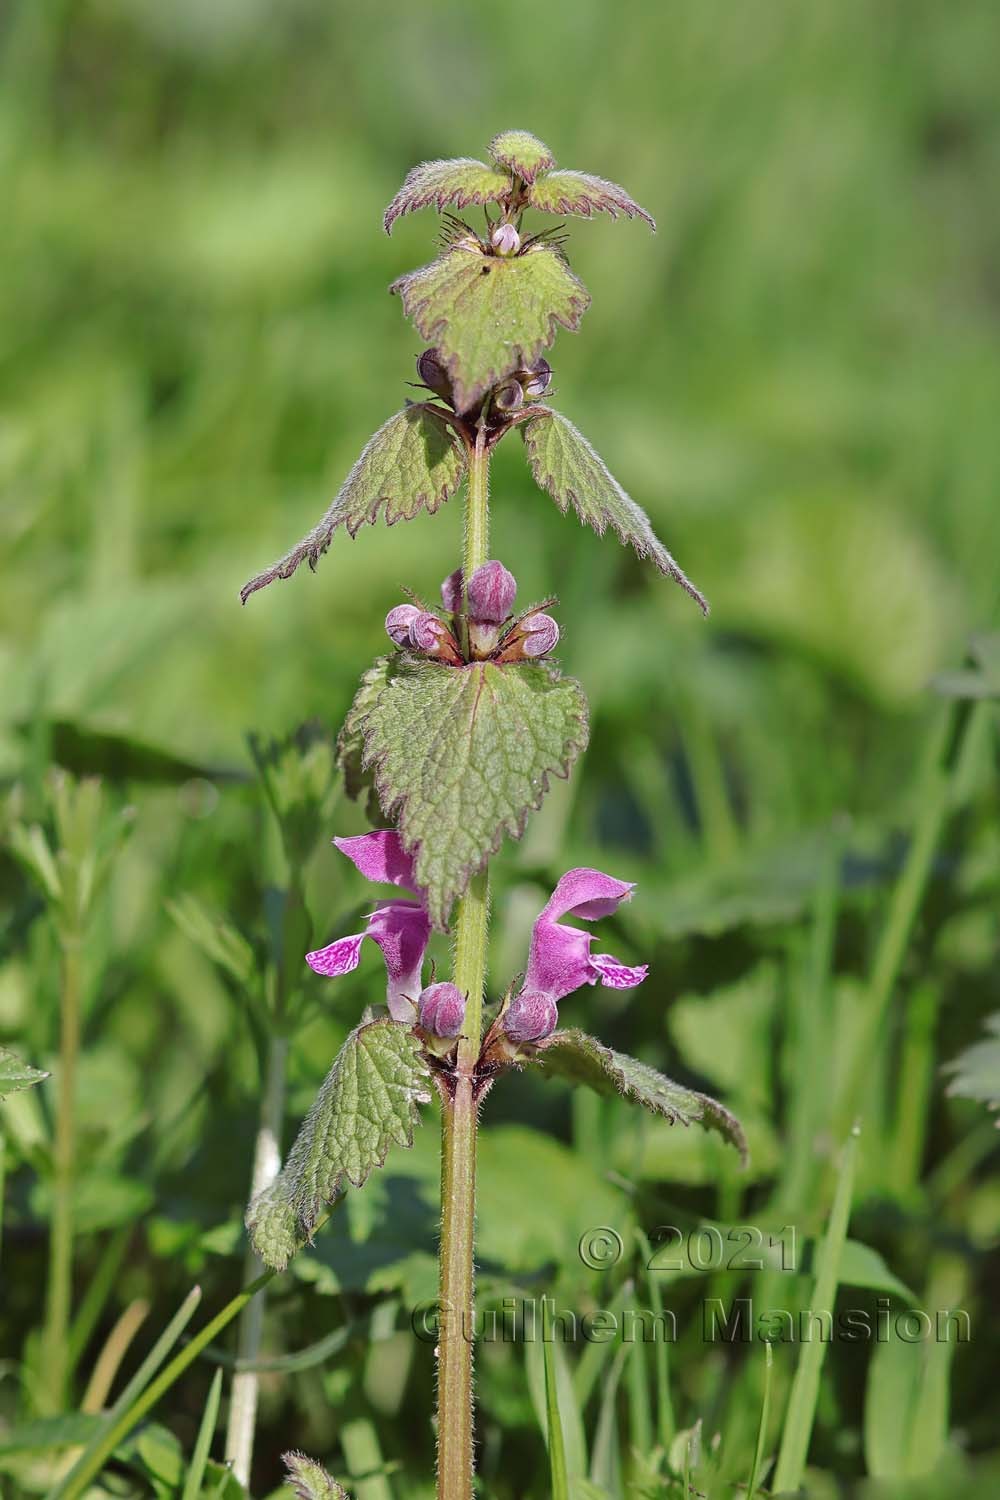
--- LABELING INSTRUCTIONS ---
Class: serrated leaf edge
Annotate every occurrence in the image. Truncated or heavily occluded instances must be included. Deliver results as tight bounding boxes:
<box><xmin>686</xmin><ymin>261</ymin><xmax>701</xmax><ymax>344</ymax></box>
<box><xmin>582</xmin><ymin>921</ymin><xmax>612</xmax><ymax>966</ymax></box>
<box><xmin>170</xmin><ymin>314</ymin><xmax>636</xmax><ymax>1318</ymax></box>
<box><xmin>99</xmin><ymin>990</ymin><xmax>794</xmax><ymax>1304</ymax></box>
<box><xmin>240</xmin><ymin>405</ymin><xmax>467</xmax><ymax>603</ymax></box>
<box><xmin>522</xmin><ymin>408</ymin><xmax>709</xmax><ymax>613</ymax></box>
<box><xmin>357</xmin><ymin>658</ymin><xmax>590</xmax><ymax>929</ymax></box>
<box><xmin>536</xmin><ymin>1028</ymin><xmax>748</xmax><ymax>1165</ymax></box>
<box><xmin>488</xmin><ymin>129</ymin><xmax>556</xmax><ymax>183</ymax></box>
<box><xmin>527</xmin><ymin>170</ymin><xmax>656</xmax><ymax>230</ymax></box>
<box><xmin>246</xmin><ymin>1019</ymin><xmax>432</xmax><ymax>1267</ymax></box>
<box><xmin>390</xmin><ymin>248</ymin><xmax>591</xmax><ymax>415</ymax></box>
<box><xmin>383</xmin><ymin>157</ymin><xmax>513</xmax><ymax>233</ymax></box>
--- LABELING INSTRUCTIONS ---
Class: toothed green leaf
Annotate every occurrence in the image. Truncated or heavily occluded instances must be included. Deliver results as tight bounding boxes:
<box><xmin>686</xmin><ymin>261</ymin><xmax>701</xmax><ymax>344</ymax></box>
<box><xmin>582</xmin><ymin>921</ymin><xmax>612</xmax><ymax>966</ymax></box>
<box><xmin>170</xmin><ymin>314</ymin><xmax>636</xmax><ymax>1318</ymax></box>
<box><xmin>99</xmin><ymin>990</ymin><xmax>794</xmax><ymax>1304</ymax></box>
<box><xmin>0</xmin><ymin>1048</ymin><xmax>49</xmax><ymax>1099</ymax></box>
<box><xmin>355</xmin><ymin>655</ymin><xmax>588</xmax><ymax>929</ymax></box>
<box><xmin>283</xmin><ymin>1451</ymin><xmax>350</xmax><ymax>1500</ymax></box>
<box><xmin>246</xmin><ymin>1019</ymin><xmax>432</xmax><ymax>1269</ymax></box>
<box><xmin>383</xmin><ymin>157</ymin><xmax>512</xmax><ymax>233</ymax></box>
<box><xmin>240</xmin><ymin>404</ymin><xmax>467</xmax><ymax>602</ymax></box>
<box><xmin>528</xmin><ymin>170</ymin><xmax>655</xmax><ymax>229</ymax></box>
<box><xmin>489</xmin><ymin>129</ymin><xmax>556</xmax><ymax>183</ymax></box>
<box><xmin>391</xmin><ymin>244</ymin><xmax>590</xmax><ymax>414</ymax></box>
<box><xmin>534</xmin><ymin>1029</ymin><xmax>748</xmax><ymax>1164</ymax></box>
<box><xmin>336</xmin><ymin>657</ymin><xmax>394</xmax><ymax>827</ymax></box>
<box><xmin>522</xmin><ymin>407</ymin><xmax>708</xmax><ymax>612</ymax></box>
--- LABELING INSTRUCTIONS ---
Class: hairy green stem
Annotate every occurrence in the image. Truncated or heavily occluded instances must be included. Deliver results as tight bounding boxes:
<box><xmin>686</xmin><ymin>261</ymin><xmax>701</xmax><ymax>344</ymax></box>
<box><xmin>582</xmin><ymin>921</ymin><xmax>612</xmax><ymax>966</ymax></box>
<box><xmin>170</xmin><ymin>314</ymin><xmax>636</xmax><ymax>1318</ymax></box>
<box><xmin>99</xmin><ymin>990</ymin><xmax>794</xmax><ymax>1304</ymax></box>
<box><xmin>224</xmin><ymin>1034</ymin><xmax>288</xmax><ymax>1486</ymax></box>
<box><xmin>462</xmin><ymin>420</ymin><xmax>490</xmax><ymax>597</ymax></box>
<box><xmin>42</xmin><ymin>940</ymin><xmax>82</xmax><ymax>1412</ymax></box>
<box><xmin>436</xmin><ymin>428</ymin><xmax>492</xmax><ymax>1499</ymax></box>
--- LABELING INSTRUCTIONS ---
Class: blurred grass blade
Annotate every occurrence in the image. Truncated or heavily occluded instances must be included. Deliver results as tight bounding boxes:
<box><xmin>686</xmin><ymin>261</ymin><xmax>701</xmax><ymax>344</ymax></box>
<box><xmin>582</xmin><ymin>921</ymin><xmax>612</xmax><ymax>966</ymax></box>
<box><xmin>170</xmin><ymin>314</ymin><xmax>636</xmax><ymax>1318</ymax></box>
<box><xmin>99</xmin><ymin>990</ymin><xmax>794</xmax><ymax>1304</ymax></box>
<box><xmin>772</xmin><ymin>1124</ymin><xmax>860</xmax><ymax>1492</ymax></box>
<box><xmin>181</xmin><ymin>1367</ymin><xmax>222</xmax><ymax>1500</ymax></box>
<box><xmin>67</xmin><ymin>1227</ymin><xmax>131</xmax><ymax>1376</ymax></box>
<box><xmin>340</xmin><ymin>1417</ymin><xmax>393</xmax><ymax>1500</ymax></box>
<box><xmin>746</xmin><ymin>1340</ymin><xmax>773</xmax><ymax>1497</ymax></box>
<box><xmin>636</xmin><ymin>1229</ymin><xmax>675</xmax><ymax>1447</ymax></box>
<box><xmin>46</xmin><ymin>1268</ymin><xmax>277</xmax><ymax>1500</ymax></box>
<box><xmin>589</xmin><ymin>1342</ymin><xmax>629</xmax><ymax>1491</ymax></box>
<box><xmin>542</xmin><ymin>1317</ymin><xmax>570</xmax><ymax>1500</ymax></box>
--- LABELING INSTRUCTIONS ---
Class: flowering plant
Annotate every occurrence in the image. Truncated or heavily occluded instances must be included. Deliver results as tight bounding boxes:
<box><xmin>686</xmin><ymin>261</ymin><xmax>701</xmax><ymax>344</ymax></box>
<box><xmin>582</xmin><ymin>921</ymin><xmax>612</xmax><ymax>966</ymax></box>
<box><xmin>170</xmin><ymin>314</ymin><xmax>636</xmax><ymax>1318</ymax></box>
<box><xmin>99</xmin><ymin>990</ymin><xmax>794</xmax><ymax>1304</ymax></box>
<box><xmin>241</xmin><ymin>130</ymin><xmax>745</xmax><ymax>1499</ymax></box>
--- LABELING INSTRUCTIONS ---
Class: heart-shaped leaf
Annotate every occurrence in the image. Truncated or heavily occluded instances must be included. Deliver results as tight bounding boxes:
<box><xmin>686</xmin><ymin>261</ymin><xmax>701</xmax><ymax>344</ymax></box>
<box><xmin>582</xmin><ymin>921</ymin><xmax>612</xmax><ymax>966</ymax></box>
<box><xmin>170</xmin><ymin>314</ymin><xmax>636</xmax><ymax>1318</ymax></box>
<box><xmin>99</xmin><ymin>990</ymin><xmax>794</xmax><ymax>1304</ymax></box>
<box><xmin>489</xmin><ymin>129</ymin><xmax>556</xmax><ymax>183</ymax></box>
<box><xmin>522</xmin><ymin>407</ymin><xmax>708</xmax><ymax>612</ymax></box>
<box><xmin>247</xmin><ymin>1019</ymin><xmax>432</xmax><ymax>1270</ymax></box>
<box><xmin>528</xmin><ymin>170</ymin><xmax>655</xmax><ymax>228</ymax></box>
<box><xmin>0</xmin><ymin>1048</ymin><xmax>49</xmax><ymax>1098</ymax></box>
<box><xmin>391</xmin><ymin>244</ymin><xmax>590</xmax><ymax>413</ymax></box>
<box><xmin>534</xmin><ymin>1028</ymin><xmax>747</xmax><ymax>1164</ymax></box>
<box><xmin>240</xmin><ymin>404</ymin><xmax>467</xmax><ymax>602</ymax></box>
<box><xmin>351</xmin><ymin>654</ymin><xmax>588</xmax><ymax>928</ymax></box>
<box><xmin>383</xmin><ymin>157</ymin><xmax>513</xmax><ymax>232</ymax></box>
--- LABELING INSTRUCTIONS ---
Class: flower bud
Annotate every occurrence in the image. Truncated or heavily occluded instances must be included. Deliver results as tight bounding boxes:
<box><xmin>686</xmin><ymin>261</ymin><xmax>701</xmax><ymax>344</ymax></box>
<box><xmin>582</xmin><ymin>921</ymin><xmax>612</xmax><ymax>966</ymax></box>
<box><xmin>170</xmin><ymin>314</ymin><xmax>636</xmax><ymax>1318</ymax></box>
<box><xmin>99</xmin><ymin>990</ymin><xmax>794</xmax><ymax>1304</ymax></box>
<box><xmin>522</xmin><ymin>358</ymin><xmax>552</xmax><ymax>398</ymax></box>
<box><xmin>493</xmin><ymin>379</ymin><xmax>524</xmax><ymax>412</ymax></box>
<box><xmin>503</xmin><ymin>991</ymin><xmax>558</xmax><ymax>1044</ymax></box>
<box><xmin>440</xmin><ymin>567</ymin><xmax>465</xmax><ymax>614</ymax></box>
<box><xmin>417</xmin><ymin>981</ymin><xmax>466</xmax><ymax>1038</ymax></box>
<box><xmin>416</xmin><ymin>348</ymin><xmax>453</xmax><ymax>402</ymax></box>
<box><xmin>521</xmin><ymin>612</ymin><xmax>560</xmax><ymax>657</ymax></box>
<box><xmin>409</xmin><ymin>611</ymin><xmax>450</xmax><ymax>653</ymax></box>
<box><xmin>467</xmin><ymin>561</ymin><xmax>517</xmax><ymax>624</ymax></box>
<box><xmin>385</xmin><ymin>603</ymin><xmax>421</xmax><ymax>646</ymax></box>
<box><xmin>491</xmin><ymin>223</ymin><xmax>521</xmax><ymax>256</ymax></box>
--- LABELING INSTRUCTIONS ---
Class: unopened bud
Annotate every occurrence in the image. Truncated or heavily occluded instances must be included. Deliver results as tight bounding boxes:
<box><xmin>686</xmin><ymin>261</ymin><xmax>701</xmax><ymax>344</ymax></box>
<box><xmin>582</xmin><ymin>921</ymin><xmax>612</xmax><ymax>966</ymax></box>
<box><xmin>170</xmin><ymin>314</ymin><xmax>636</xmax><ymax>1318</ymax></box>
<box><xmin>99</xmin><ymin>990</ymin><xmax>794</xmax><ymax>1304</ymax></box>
<box><xmin>409</xmin><ymin>611</ymin><xmax>450</xmax><ymax>654</ymax></box>
<box><xmin>467</xmin><ymin>561</ymin><xmax>517</xmax><ymax>624</ymax></box>
<box><xmin>493</xmin><ymin>379</ymin><xmax>524</xmax><ymax>412</ymax></box>
<box><xmin>385</xmin><ymin>603</ymin><xmax>421</xmax><ymax>646</ymax></box>
<box><xmin>416</xmin><ymin>348</ymin><xmax>453</xmax><ymax>402</ymax></box>
<box><xmin>521</xmin><ymin>612</ymin><xmax>560</xmax><ymax>657</ymax></box>
<box><xmin>522</xmin><ymin>358</ymin><xmax>552</xmax><ymax>399</ymax></box>
<box><xmin>491</xmin><ymin>223</ymin><xmax>521</xmax><ymax>256</ymax></box>
<box><xmin>441</xmin><ymin>567</ymin><xmax>465</xmax><ymax>614</ymax></box>
<box><xmin>417</xmin><ymin>981</ymin><xmax>466</xmax><ymax>1038</ymax></box>
<box><xmin>503</xmin><ymin>991</ymin><xmax>558</xmax><ymax>1044</ymax></box>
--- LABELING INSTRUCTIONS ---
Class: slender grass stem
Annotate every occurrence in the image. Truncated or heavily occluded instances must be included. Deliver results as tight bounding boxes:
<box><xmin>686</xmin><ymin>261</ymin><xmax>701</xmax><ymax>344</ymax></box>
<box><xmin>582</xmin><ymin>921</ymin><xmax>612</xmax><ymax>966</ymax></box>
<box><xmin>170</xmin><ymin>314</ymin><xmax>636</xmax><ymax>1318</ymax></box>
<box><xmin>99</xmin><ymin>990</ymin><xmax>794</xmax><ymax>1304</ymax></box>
<box><xmin>436</xmin><ymin>424</ymin><xmax>492</xmax><ymax>1499</ymax></box>
<box><xmin>42</xmin><ymin>940</ymin><xmax>83</xmax><ymax>1412</ymax></box>
<box><xmin>48</xmin><ymin>1272</ymin><xmax>275</xmax><ymax>1500</ymax></box>
<box><xmin>224</xmin><ymin>1033</ymin><xmax>288</xmax><ymax>1486</ymax></box>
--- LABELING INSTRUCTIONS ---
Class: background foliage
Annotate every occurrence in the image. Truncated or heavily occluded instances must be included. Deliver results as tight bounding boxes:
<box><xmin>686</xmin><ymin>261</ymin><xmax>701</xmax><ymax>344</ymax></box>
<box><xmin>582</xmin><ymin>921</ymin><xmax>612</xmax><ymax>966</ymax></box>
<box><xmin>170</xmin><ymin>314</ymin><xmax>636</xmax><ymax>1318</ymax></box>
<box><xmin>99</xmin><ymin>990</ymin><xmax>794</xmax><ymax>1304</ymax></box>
<box><xmin>2</xmin><ymin>1</ymin><xmax>999</xmax><ymax>1496</ymax></box>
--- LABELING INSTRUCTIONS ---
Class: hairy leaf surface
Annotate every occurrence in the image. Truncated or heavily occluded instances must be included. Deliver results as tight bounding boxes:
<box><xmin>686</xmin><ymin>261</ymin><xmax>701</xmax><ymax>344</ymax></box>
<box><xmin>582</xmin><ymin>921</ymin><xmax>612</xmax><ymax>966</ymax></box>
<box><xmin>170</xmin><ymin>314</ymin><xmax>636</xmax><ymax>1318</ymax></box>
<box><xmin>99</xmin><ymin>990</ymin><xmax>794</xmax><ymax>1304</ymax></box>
<box><xmin>522</xmin><ymin>408</ymin><xmax>708</xmax><ymax>612</ymax></box>
<box><xmin>0</xmin><ymin>1048</ymin><xmax>49</xmax><ymax>1098</ymax></box>
<box><xmin>391</xmin><ymin>245</ymin><xmax>590</xmax><ymax>413</ymax></box>
<box><xmin>355</xmin><ymin>655</ymin><xmax>588</xmax><ymax>928</ymax></box>
<box><xmin>284</xmin><ymin>1452</ymin><xmax>349</xmax><ymax>1500</ymax></box>
<box><xmin>383</xmin><ymin>157</ymin><xmax>513</xmax><ymax>232</ymax></box>
<box><xmin>535</xmin><ymin>1029</ymin><xmax>747</xmax><ymax>1163</ymax></box>
<box><xmin>528</xmin><ymin>170</ymin><xmax>655</xmax><ymax>228</ymax></box>
<box><xmin>240</xmin><ymin>405</ymin><xmax>466</xmax><ymax>602</ymax></box>
<box><xmin>489</xmin><ymin>129</ymin><xmax>556</xmax><ymax>183</ymax></box>
<box><xmin>247</xmin><ymin>1019</ymin><xmax>432</xmax><ymax>1270</ymax></box>
<box><xmin>337</xmin><ymin>657</ymin><xmax>393</xmax><ymax>826</ymax></box>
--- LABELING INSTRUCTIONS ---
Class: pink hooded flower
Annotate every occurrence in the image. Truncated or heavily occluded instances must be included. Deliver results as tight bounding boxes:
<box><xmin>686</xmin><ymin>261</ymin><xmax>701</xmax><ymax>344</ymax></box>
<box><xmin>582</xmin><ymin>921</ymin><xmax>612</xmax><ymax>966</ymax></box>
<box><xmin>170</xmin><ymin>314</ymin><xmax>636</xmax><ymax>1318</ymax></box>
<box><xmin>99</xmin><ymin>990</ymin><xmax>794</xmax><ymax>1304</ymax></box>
<box><xmin>306</xmin><ymin>831</ymin><xmax>430</xmax><ymax>1023</ymax></box>
<box><xmin>504</xmin><ymin>868</ymin><xmax>648</xmax><ymax>1043</ymax></box>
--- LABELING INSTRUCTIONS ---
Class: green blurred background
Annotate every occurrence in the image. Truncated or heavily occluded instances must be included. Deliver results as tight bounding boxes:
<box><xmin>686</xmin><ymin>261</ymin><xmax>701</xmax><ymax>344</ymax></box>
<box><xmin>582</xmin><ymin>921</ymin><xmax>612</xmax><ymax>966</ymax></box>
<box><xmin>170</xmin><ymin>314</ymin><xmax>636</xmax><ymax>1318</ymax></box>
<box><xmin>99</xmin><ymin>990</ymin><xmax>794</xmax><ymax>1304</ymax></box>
<box><xmin>3</xmin><ymin>1</ymin><xmax>1000</xmax><ymax>1496</ymax></box>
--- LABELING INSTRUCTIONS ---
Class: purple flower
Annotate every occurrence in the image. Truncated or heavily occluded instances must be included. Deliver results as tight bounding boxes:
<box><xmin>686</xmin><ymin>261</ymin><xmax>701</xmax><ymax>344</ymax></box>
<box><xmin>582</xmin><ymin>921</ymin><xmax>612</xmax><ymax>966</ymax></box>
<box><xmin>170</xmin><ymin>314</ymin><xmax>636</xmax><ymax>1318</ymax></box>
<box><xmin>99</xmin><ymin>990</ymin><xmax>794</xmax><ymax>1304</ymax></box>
<box><xmin>385</xmin><ymin>603</ymin><xmax>421</xmax><ymax>646</ymax></box>
<box><xmin>306</xmin><ymin>830</ymin><xmax>430</xmax><ymax>1023</ymax></box>
<box><xmin>521</xmin><ymin>611</ymin><xmax>560</xmax><ymax>657</ymax></box>
<box><xmin>503</xmin><ymin>868</ymin><xmax>648</xmax><ymax>1043</ymax></box>
<box><xmin>417</xmin><ymin>981</ymin><xmax>467</xmax><ymax>1038</ymax></box>
<box><xmin>491</xmin><ymin>223</ymin><xmax>521</xmax><ymax>256</ymax></box>
<box><xmin>467</xmin><ymin>561</ymin><xmax>517</xmax><ymax>623</ymax></box>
